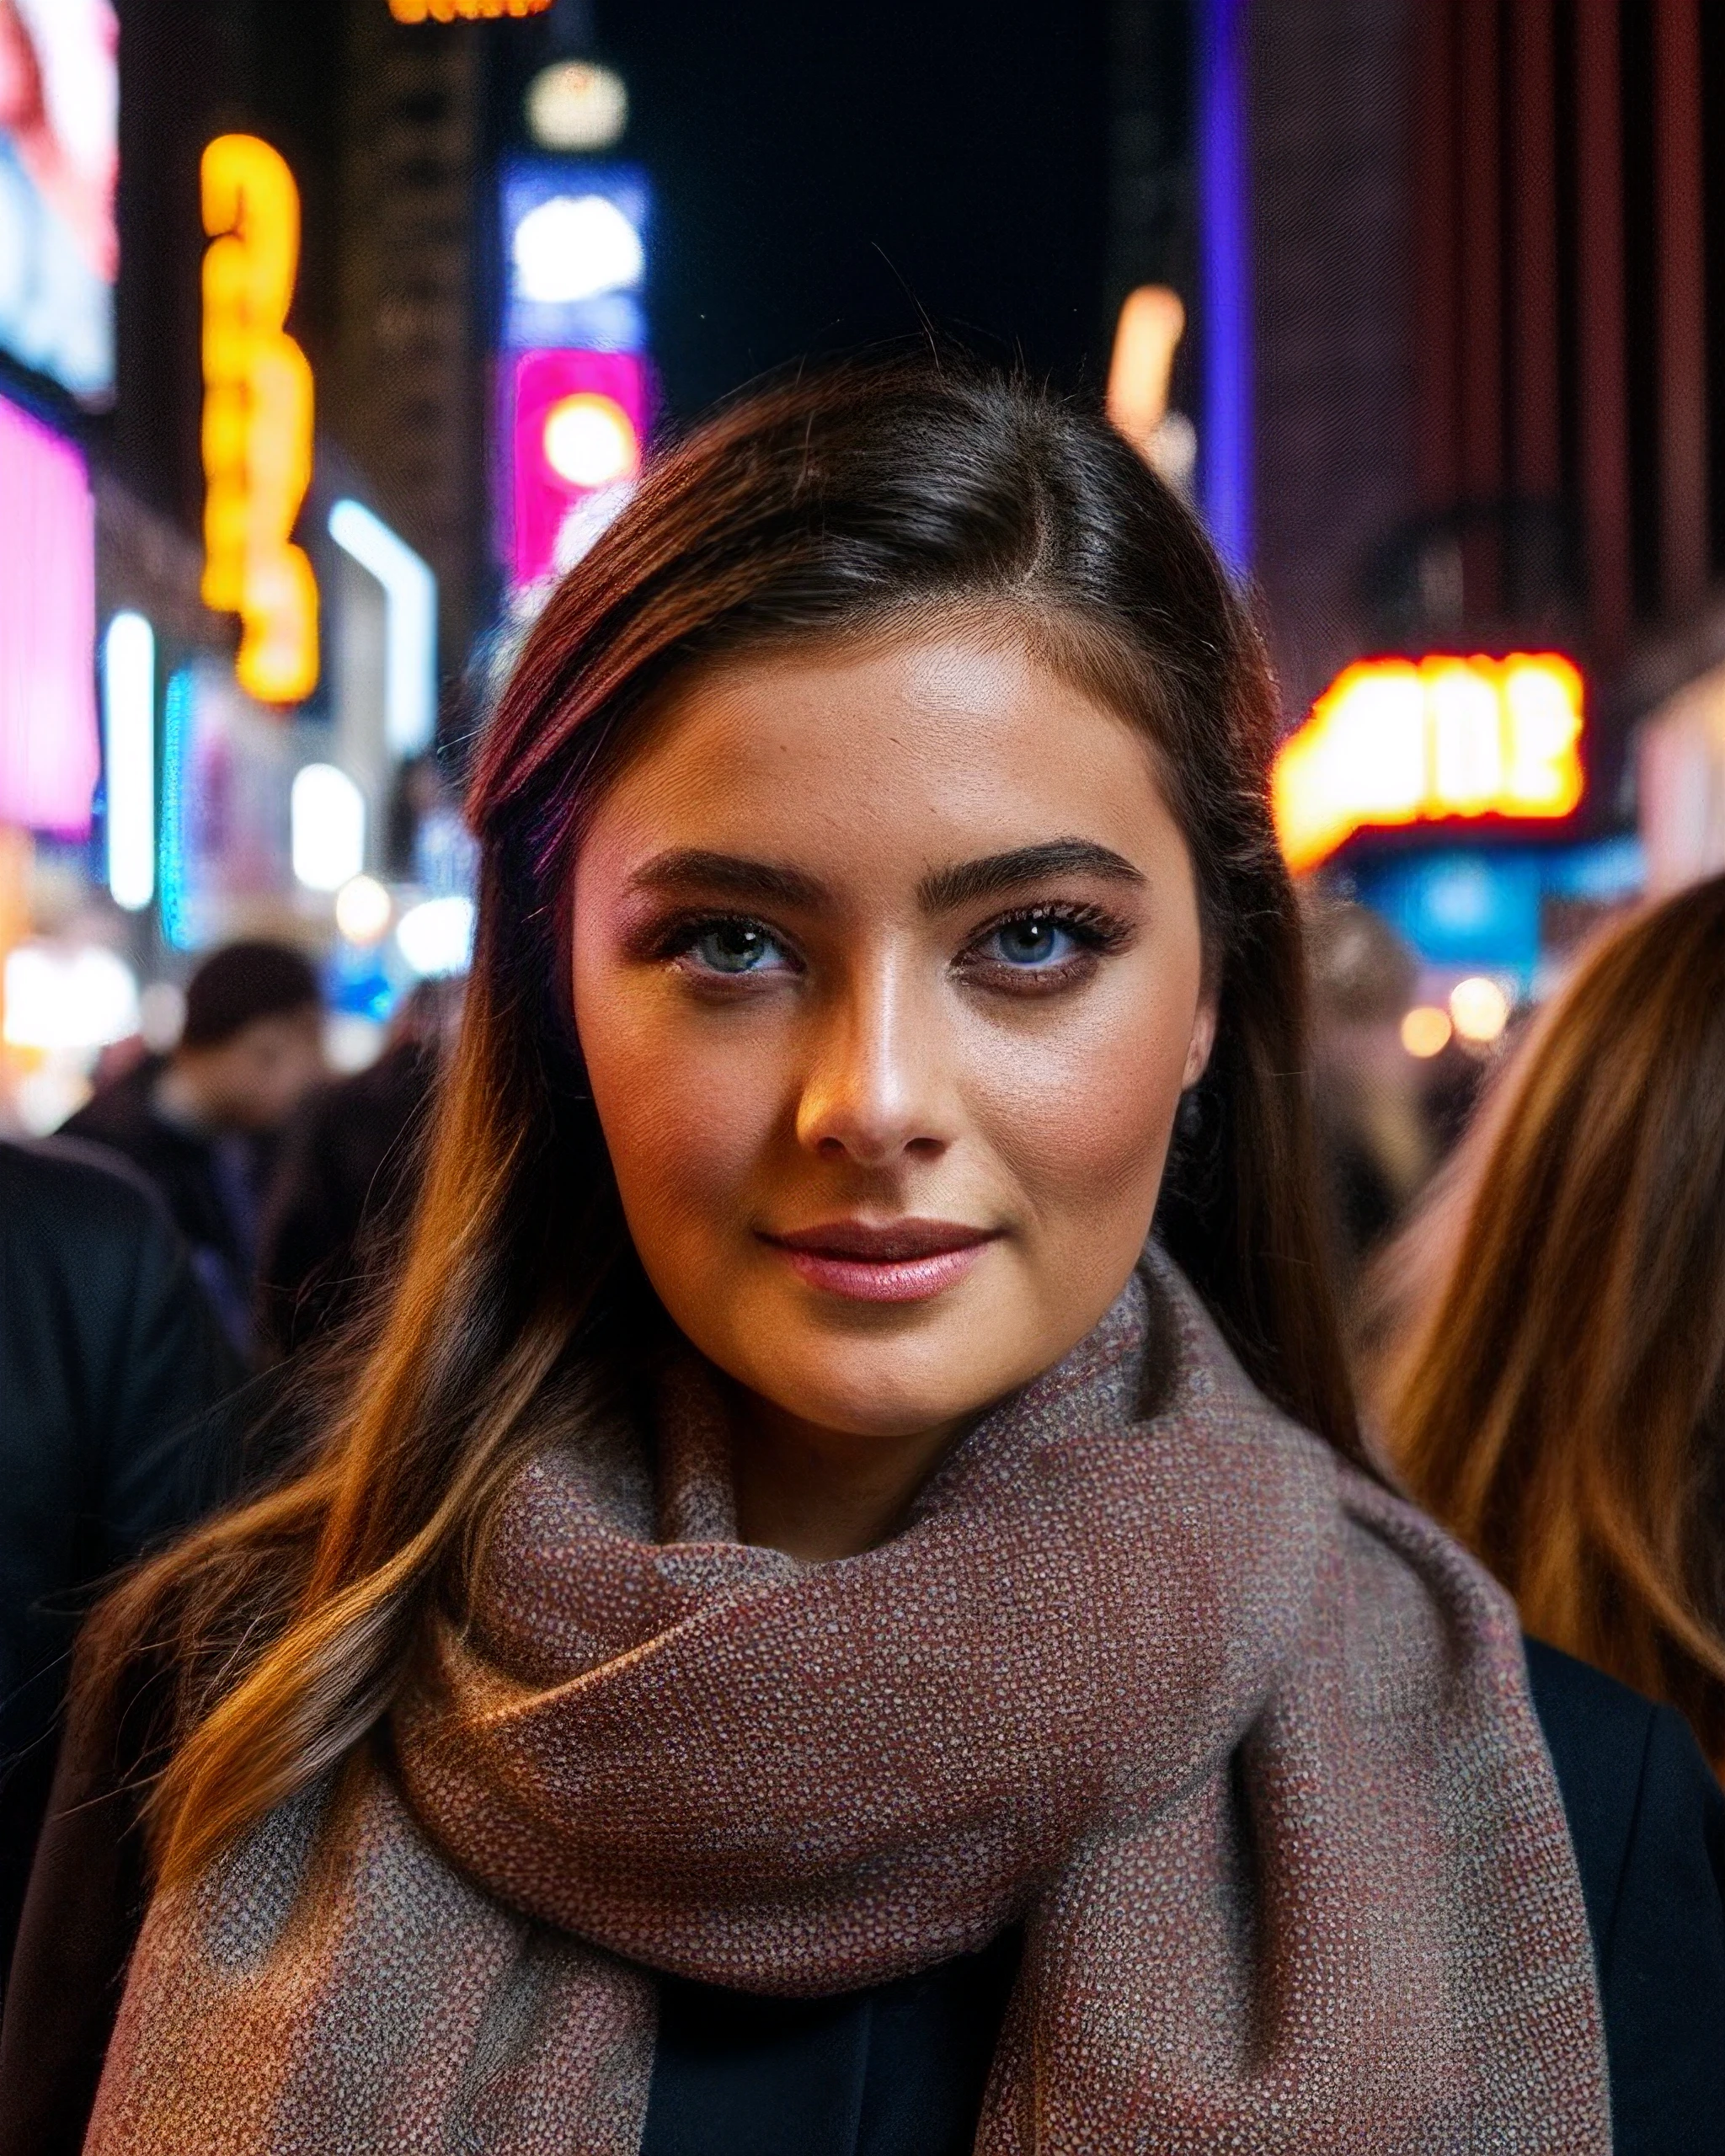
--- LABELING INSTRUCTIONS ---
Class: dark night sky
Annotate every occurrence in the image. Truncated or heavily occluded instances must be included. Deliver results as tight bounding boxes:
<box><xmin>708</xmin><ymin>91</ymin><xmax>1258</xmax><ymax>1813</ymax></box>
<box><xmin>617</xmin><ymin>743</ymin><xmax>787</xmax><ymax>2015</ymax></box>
<box><xmin>104</xmin><ymin>0</ymin><xmax>1121</xmax><ymax>542</ymax></box>
<box><xmin>548</xmin><ymin>1</ymin><xmax>1117</xmax><ymax>421</ymax></box>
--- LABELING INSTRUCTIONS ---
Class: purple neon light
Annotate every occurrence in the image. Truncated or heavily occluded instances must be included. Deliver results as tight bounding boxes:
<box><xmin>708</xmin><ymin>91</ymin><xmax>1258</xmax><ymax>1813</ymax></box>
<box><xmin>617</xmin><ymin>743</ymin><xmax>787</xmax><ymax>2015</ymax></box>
<box><xmin>1198</xmin><ymin>0</ymin><xmax>1252</xmax><ymax>578</ymax></box>
<box><xmin>0</xmin><ymin>396</ymin><xmax>99</xmax><ymax>834</ymax></box>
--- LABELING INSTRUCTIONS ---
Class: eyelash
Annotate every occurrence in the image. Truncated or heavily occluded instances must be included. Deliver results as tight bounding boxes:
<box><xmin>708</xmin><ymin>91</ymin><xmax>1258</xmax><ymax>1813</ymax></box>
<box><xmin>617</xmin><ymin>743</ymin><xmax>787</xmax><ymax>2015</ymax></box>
<box><xmin>970</xmin><ymin>900</ymin><xmax>1132</xmax><ymax>955</ymax></box>
<box><xmin>648</xmin><ymin>902</ymin><xmax>1134</xmax><ymax>985</ymax></box>
<box><xmin>648</xmin><ymin>914</ymin><xmax>798</xmax><ymax>969</ymax></box>
<box><xmin>955</xmin><ymin>902</ymin><xmax>1134</xmax><ymax>990</ymax></box>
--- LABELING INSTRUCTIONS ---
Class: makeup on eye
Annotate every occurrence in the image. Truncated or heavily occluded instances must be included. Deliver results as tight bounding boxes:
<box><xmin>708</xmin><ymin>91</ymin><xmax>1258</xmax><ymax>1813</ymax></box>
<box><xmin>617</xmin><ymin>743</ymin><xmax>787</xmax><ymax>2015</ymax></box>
<box><xmin>954</xmin><ymin>900</ymin><xmax>1136</xmax><ymax>985</ymax></box>
<box><xmin>644</xmin><ymin>895</ymin><xmax>1138</xmax><ymax>992</ymax></box>
<box><xmin>675</xmin><ymin>917</ymin><xmax>798</xmax><ymax>976</ymax></box>
<box><xmin>628</xmin><ymin>909</ymin><xmax>800</xmax><ymax>976</ymax></box>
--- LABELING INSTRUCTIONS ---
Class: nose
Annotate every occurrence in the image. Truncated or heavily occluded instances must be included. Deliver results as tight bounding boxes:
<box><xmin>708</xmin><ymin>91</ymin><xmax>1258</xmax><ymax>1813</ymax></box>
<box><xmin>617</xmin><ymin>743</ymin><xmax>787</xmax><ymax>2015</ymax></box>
<box><xmin>794</xmin><ymin>947</ymin><xmax>953</xmax><ymax>1169</ymax></box>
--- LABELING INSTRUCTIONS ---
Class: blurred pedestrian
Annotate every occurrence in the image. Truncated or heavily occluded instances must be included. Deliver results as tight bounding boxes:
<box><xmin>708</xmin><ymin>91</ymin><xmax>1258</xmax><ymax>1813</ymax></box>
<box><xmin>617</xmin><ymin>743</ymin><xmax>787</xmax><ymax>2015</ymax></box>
<box><xmin>255</xmin><ymin>979</ymin><xmax>462</xmax><ymax>1359</ymax></box>
<box><xmin>61</xmin><ymin>942</ymin><xmax>326</xmax><ymax>1361</ymax></box>
<box><xmin>0</xmin><ymin>1139</ymin><xmax>238</xmax><ymax>1988</ymax></box>
<box><xmin>1362</xmin><ymin>872</ymin><xmax>1725</xmax><ymax>1770</ymax></box>
<box><xmin>1304</xmin><ymin>897</ymin><xmax>1434</xmax><ymax>1280</ymax></box>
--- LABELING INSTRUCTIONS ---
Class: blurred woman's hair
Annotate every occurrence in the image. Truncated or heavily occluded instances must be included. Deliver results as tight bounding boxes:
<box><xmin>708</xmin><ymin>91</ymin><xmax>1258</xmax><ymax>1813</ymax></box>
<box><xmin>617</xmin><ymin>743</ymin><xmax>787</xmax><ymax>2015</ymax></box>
<box><xmin>1362</xmin><ymin>873</ymin><xmax>1725</xmax><ymax>1766</ymax></box>
<box><xmin>81</xmin><ymin>358</ymin><xmax>1361</xmax><ymax>1889</ymax></box>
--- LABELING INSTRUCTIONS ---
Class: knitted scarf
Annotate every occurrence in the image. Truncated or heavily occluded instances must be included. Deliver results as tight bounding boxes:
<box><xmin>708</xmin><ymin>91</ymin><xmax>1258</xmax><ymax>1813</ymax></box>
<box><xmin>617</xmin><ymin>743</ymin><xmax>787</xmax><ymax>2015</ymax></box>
<box><xmin>87</xmin><ymin>1254</ymin><xmax>1610</xmax><ymax>2153</ymax></box>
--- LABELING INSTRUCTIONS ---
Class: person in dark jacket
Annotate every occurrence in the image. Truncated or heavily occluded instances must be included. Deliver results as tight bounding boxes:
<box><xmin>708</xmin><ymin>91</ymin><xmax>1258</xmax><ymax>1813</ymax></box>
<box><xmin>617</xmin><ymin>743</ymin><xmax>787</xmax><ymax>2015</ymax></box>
<box><xmin>0</xmin><ymin>1140</ymin><xmax>239</xmax><ymax>1989</ymax></box>
<box><xmin>61</xmin><ymin>942</ymin><xmax>326</xmax><ymax>1361</ymax></box>
<box><xmin>254</xmin><ymin>979</ymin><xmax>460</xmax><ymax>1359</ymax></box>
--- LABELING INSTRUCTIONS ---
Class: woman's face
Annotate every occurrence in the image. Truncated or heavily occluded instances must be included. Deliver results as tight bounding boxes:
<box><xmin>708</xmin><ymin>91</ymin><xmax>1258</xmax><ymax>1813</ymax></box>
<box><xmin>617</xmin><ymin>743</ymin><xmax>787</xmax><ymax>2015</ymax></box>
<box><xmin>571</xmin><ymin>624</ymin><xmax>1215</xmax><ymax>1444</ymax></box>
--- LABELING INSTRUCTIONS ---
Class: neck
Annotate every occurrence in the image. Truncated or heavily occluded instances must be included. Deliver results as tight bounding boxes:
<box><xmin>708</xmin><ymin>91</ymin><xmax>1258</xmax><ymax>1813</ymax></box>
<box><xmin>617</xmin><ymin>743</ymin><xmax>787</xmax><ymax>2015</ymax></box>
<box><xmin>730</xmin><ymin>1396</ymin><xmax>972</xmax><ymax>1563</ymax></box>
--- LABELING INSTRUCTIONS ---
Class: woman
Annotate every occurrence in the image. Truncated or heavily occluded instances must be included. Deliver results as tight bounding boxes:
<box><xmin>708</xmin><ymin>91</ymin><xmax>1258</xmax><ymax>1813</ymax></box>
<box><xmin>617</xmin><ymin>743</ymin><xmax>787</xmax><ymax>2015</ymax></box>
<box><xmin>1364</xmin><ymin>873</ymin><xmax>1725</xmax><ymax>1769</ymax></box>
<box><xmin>3</xmin><ymin>367</ymin><xmax>1720</xmax><ymax>2153</ymax></box>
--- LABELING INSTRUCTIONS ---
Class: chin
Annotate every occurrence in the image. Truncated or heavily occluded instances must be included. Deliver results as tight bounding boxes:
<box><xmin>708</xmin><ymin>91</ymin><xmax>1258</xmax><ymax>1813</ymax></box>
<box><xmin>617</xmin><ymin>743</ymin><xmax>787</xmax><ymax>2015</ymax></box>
<box><xmin>745</xmin><ymin>1328</ymin><xmax>1022</xmax><ymax>1441</ymax></box>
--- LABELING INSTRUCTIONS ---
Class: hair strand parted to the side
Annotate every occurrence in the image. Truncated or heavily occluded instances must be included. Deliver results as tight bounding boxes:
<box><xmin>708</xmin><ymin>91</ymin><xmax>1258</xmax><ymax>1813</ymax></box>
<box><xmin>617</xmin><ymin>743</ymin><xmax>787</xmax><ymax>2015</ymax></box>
<box><xmin>81</xmin><ymin>359</ymin><xmax>1360</xmax><ymax>1890</ymax></box>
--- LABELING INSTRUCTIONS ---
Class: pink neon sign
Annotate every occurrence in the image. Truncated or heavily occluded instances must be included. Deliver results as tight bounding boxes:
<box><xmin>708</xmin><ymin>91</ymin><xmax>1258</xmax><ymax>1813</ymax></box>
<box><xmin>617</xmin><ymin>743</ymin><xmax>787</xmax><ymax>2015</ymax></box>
<box><xmin>0</xmin><ymin>396</ymin><xmax>99</xmax><ymax>835</ymax></box>
<box><xmin>509</xmin><ymin>347</ymin><xmax>648</xmax><ymax>586</ymax></box>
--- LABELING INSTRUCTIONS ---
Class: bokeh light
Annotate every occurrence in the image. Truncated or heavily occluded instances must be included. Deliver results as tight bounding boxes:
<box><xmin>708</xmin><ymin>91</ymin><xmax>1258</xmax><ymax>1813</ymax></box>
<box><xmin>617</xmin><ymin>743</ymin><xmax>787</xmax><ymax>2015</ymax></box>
<box><xmin>291</xmin><ymin>763</ymin><xmax>366</xmax><ymax>893</ymax></box>
<box><xmin>511</xmin><ymin>195</ymin><xmax>644</xmax><ymax>307</ymax></box>
<box><xmin>397</xmin><ymin>895</ymin><xmax>475</xmax><ymax>979</ymax></box>
<box><xmin>1400</xmin><ymin>1005</ymin><xmax>1453</xmax><ymax>1059</ymax></box>
<box><xmin>335</xmin><ymin>873</ymin><xmax>393</xmax><ymax>946</ymax></box>
<box><xmin>3</xmin><ymin>942</ymin><xmax>138</xmax><ymax>1050</ymax></box>
<box><xmin>543</xmin><ymin>393</ymin><xmax>639</xmax><ymax>489</ymax></box>
<box><xmin>526</xmin><ymin>62</ymin><xmax>628</xmax><ymax>152</ymax></box>
<box><xmin>1449</xmin><ymin>975</ymin><xmax>1511</xmax><ymax>1044</ymax></box>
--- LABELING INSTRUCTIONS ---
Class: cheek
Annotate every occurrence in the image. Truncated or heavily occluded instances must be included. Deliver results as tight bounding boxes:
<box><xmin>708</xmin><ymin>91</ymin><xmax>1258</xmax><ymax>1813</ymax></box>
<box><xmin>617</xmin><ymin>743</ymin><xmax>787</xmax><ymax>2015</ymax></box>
<box><xmin>963</xmin><ymin>959</ymin><xmax>1195</xmax><ymax>1231</ymax></box>
<box><xmin>574</xmin><ymin>968</ymin><xmax>781</xmax><ymax>1256</ymax></box>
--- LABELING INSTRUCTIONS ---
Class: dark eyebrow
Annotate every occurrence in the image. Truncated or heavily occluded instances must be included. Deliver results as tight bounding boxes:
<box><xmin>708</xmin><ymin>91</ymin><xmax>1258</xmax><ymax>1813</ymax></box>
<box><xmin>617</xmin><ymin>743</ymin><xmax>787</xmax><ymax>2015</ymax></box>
<box><xmin>627</xmin><ymin>849</ymin><xmax>830</xmax><ymax>909</ymax></box>
<box><xmin>916</xmin><ymin>840</ymin><xmax>1146</xmax><ymax>913</ymax></box>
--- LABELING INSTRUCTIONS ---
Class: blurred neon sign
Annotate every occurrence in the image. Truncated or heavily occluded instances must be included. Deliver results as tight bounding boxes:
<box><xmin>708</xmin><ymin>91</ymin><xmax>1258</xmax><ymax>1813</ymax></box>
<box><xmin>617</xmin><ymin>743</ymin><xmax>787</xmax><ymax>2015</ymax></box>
<box><xmin>0</xmin><ymin>394</ymin><xmax>98</xmax><ymax>834</ymax></box>
<box><xmin>510</xmin><ymin>348</ymin><xmax>646</xmax><ymax>585</ymax></box>
<box><xmin>0</xmin><ymin>0</ymin><xmax>119</xmax><ymax>397</ymax></box>
<box><xmin>388</xmin><ymin>0</ymin><xmax>548</xmax><ymax>19</ymax></box>
<box><xmin>200</xmin><ymin>134</ymin><xmax>318</xmax><ymax>705</ymax></box>
<box><xmin>1274</xmin><ymin>653</ymin><xmax>1585</xmax><ymax>873</ymax></box>
<box><xmin>328</xmin><ymin>499</ymin><xmax>437</xmax><ymax>758</ymax></box>
<box><xmin>102</xmin><ymin>612</ymin><xmax>155</xmax><ymax>910</ymax></box>
<box><xmin>1108</xmin><ymin>286</ymin><xmax>1183</xmax><ymax>448</ymax></box>
<box><xmin>501</xmin><ymin>162</ymin><xmax>649</xmax><ymax>356</ymax></box>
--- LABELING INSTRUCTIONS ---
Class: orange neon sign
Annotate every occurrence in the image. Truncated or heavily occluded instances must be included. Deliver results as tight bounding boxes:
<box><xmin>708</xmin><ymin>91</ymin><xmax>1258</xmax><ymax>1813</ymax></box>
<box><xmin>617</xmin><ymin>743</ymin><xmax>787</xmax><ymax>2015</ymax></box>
<box><xmin>1273</xmin><ymin>652</ymin><xmax>1585</xmax><ymax>874</ymax></box>
<box><xmin>200</xmin><ymin>134</ymin><xmax>318</xmax><ymax>706</ymax></box>
<box><xmin>1107</xmin><ymin>286</ymin><xmax>1185</xmax><ymax>449</ymax></box>
<box><xmin>388</xmin><ymin>0</ymin><xmax>549</xmax><ymax>19</ymax></box>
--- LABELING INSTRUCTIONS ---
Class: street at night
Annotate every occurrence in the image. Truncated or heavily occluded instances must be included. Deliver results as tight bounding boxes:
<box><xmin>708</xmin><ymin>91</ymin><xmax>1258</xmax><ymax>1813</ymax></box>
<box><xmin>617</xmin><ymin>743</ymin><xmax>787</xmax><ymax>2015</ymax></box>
<box><xmin>2</xmin><ymin>6</ymin><xmax>1723</xmax><ymax>2150</ymax></box>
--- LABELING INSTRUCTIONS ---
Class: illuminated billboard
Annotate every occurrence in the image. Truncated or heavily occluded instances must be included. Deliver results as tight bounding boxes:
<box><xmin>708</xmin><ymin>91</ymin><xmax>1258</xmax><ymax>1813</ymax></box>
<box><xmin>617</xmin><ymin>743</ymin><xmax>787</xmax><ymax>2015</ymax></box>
<box><xmin>200</xmin><ymin>134</ymin><xmax>319</xmax><ymax>706</ymax></box>
<box><xmin>501</xmin><ymin>159</ymin><xmax>649</xmax><ymax>355</ymax></box>
<box><xmin>495</xmin><ymin>157</ymin><xmax>652</xmax><ymax>590</ymax></box>
<box><xmin>390</xmin><ymin>0</ymin><xmax>547</xmax><ymax>18</ymax></box>
<box><xmin>508</xmin><ymin>347</ymin><xmax>646</xmax><ymax>586</ymax></box>
<box><xmin>0</xmin><ymin>0</ymin><xmax>116</xmax><ymax>398</ymax></box>
<box><xmin>158</xmin><ymin>661</ymin><xmax>299</xmax><ymax>949</ymax></box>
<box><xmin>1273</xmin><ymin>652</ymin><xmax>1585</xmax><ymax>874</ymax></box>
<box><xmin>0</xmin><ymin>391</ymin><xmax>97</xmax><ymax>832</ymax></box>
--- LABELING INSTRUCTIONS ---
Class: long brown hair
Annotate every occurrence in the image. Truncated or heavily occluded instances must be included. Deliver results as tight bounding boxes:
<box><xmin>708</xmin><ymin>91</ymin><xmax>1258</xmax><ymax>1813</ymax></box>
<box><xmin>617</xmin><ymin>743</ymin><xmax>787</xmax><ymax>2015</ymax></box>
<box><xmin>88</xmin><ymin>360</ymin><xmax>1360</xmax><ymax>1889</ymax></box>
<box><xmin>1365</xmin><ymin>873</ymin><xmax>1725</xmax><ymax>1764</ymax></box>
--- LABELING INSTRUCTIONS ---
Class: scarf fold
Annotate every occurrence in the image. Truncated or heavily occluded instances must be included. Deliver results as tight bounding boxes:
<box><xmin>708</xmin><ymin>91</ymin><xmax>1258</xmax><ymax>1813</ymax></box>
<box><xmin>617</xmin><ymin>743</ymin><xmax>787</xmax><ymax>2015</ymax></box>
<box><xmin>87</xmin><ymin>1253</ymin><xmax>1610</xmax><ymax>2153</ymax></box>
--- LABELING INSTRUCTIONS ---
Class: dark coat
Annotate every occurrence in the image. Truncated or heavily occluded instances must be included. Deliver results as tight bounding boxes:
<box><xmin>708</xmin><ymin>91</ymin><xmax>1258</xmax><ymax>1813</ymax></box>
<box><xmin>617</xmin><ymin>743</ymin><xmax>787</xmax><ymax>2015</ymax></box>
<box><xmin>638</xmin><ymin>1642</ymin><xmax>1725</xmax><ymax>2155</ymax></box>
<box><xmin>254</xmin><ymin>1041</ymin><xmax>436</xmax><ymax>1358</ymax></box>
<box><xmin>0</xmin><ymin>1141</ymin><xmax>238</xmax><ymax>1986</ymax></box>
<box><xmin>2</xmin><ymin>1636</ymin><xmax>1719</xmax><ymax>2154</ymax></box>
<box><xmin>61</xmin><ymin>1059</ymin><xmax>271</xmax><ymax>1358</ymax></box>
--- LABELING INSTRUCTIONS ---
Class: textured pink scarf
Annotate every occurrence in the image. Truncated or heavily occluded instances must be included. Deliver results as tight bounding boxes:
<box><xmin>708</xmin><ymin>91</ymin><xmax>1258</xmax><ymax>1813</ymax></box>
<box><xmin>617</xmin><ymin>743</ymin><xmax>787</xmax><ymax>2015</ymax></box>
<box><xmin>88</xmin><ymin>1255</ymin><xmax>1610</xmax><ymax>2152</ymax></box>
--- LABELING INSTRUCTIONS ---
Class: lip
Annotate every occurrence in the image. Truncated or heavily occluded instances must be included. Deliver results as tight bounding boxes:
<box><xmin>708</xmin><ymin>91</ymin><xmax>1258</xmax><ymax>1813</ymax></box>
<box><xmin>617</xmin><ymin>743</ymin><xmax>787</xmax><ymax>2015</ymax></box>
<box><xmin>757</xmin><ymin>1218</ymin><xmax>1000</xmax><ymax>1304</ymax></box>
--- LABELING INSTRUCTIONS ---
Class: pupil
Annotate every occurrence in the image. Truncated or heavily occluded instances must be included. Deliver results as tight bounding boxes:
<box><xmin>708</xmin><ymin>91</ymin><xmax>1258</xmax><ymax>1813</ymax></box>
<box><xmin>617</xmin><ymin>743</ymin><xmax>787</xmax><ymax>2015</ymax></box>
<box><xmin>1003</xmin><ymin>920</ymin><xmax>1054</xmax><ymax>962</ymax></box>
<box><xmin>706</xmin><ymin>923</ymin><xmax>765</xmax><ymax>969</ymax></box>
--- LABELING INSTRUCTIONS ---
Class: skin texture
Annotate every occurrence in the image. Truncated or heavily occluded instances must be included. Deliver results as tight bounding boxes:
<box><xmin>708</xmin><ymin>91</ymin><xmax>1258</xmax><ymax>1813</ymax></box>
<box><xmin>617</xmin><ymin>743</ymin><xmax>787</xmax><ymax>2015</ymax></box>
<box><xmin>571</xmin><ymin>627</ymin><xmax>1215</xmax><ymax>1561</ymax></box>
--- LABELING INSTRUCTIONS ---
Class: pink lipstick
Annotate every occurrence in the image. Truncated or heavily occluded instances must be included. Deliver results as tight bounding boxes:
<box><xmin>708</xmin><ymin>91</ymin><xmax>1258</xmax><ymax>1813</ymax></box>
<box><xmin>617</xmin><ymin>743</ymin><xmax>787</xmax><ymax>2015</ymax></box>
<box><xmin>758</xmin><ymin>1218</ymin><xmax>999</xmax><ymax>1303</ymax></box>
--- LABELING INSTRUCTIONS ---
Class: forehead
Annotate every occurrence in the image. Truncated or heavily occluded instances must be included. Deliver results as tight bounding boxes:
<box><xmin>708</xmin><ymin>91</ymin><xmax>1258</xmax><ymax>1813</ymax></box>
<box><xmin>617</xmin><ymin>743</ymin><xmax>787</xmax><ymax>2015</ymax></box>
<box><xmin>587</xmin><ymin>628</ymin><xmax>1178</xmax><ymax>870</ymax></box>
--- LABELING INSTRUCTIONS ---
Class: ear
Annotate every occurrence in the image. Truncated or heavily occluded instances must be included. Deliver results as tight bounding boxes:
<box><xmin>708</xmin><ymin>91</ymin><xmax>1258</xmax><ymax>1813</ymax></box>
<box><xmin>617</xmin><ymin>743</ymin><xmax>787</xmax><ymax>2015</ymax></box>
<box><xmin>1181</xmin><ymin>993</ymin><xmax>1219</xmax><ymax>1090</ymax></box>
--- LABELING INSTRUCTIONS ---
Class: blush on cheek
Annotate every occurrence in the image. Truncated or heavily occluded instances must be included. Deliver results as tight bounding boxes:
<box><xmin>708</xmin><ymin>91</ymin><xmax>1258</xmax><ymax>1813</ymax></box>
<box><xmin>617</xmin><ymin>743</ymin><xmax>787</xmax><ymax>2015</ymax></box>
<box><xmin>582</xmin><ymin>1029</ymin><xmax>773</xmax><ymax>1270</ymax></box>
<box><xmin>966</xmin><ymin>998</ymin><xmax>1190</xmax><ymax>1248</ymax></box>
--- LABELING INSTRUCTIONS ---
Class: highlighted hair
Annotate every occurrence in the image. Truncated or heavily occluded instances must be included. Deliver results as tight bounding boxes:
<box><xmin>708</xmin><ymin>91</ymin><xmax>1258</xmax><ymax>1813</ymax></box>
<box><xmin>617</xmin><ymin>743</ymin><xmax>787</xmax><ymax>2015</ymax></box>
<box><xmin>83</xmin><ymin>360</ymin><xmax>1361</xmax><ymax>1888</ymax></box>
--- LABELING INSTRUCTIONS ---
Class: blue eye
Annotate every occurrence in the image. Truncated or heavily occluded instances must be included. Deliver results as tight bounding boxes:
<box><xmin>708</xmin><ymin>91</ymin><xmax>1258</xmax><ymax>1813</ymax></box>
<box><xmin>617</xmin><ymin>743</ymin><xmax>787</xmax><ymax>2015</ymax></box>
<box><xmin>986</xmin><ymin>915</ymin><xmax>1081</xmax><ymax>968</ymax></box>
<box><xmin>686</xmin><ymin>920</ymin><xmax>789</xmax><ymax>974</ymax></box>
